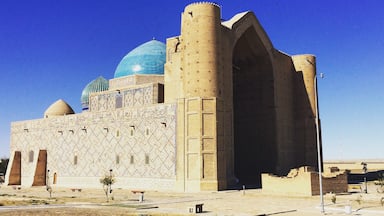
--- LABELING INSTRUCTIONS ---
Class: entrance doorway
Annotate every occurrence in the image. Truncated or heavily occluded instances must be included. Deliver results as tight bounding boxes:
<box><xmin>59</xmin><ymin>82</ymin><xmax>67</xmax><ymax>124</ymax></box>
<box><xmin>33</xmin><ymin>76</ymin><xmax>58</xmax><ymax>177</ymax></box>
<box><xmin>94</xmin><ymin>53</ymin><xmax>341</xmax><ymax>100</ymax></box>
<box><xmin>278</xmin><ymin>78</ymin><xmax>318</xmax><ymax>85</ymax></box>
<box><xmin>8</xmin><ymin>151</ymin><xmax>21</xmax><ymax>185</ymax></box>
<box><xmin>32</xmin><ymin>150</ymin><xmax>47</xmax><ymax>186</ymax></box>
<box><xmin>232</xmin><ymin>27</ymin><xmax>277</xmax><ymax>187</ymax></box>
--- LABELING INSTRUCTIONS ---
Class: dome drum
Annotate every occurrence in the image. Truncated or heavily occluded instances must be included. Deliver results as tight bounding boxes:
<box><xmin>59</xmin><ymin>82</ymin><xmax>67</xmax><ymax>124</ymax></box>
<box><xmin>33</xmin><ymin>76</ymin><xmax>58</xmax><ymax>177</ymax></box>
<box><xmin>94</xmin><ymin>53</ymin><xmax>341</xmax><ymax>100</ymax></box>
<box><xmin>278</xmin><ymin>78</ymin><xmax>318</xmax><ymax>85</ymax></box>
<box><xmin>81</xmin><ymin>76</ymin><xmax>109</xmax><ymax>110</ymax></box>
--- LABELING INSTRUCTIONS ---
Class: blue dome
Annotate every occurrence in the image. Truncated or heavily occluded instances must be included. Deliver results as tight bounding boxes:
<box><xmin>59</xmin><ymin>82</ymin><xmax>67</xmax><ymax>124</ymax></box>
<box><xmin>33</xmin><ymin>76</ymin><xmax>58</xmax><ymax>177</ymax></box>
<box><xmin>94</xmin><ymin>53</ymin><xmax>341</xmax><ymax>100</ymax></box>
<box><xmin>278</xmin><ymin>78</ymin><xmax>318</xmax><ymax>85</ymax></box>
<box><xmin>81</xmin><ymin>76</ymin><xmax>109</xmax><ymax>110</ymax></box>
<box><xmin>114</xmin><ymin>40</ymin><xmax>166</xmax><ymax>78</ymax></box>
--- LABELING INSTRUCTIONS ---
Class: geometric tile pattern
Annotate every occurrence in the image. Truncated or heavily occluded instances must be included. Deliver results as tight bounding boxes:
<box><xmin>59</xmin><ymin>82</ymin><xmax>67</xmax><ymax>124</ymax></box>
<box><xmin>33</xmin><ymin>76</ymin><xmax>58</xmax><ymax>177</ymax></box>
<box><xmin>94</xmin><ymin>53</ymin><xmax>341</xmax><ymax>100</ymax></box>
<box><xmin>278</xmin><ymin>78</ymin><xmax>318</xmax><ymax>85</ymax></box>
<box><xmin>89</xmin><ymin>84</ymin><xmax>158</xmax><ymax>112</ymax></box>
<box><xmin>10</xmin><ymin>103</ymin><xmax>177</xmax><ymax>184</ymax></box>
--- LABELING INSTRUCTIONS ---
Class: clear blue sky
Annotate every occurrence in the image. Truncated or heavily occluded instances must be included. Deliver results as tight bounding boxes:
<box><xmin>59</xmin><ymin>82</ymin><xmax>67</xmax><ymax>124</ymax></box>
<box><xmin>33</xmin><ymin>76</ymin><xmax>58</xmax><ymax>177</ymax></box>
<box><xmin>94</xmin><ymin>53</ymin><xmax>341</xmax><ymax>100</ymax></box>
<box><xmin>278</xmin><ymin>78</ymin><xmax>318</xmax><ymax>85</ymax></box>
<box><xmin>1</xmin><ymin>0</ymin><xmax>383</xmax><ymax>160</ymax></box>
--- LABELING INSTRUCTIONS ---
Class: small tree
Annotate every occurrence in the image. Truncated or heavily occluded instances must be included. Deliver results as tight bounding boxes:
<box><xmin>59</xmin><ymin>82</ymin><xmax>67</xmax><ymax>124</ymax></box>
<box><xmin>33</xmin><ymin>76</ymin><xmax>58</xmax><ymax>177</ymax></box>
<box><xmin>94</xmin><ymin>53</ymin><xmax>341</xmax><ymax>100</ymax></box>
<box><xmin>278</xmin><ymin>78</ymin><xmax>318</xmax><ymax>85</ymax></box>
<box><xmin>46</xmin><ymin>185</ymin><xmax>52</xmax><ymax>198</ymax></box>
<box><xmin>100</xmin><ymin>169</ymin><xmax>115</xmax><ymax>202</ymax></box>
<box><xmin>46</xmin><ymin>169</ymin><xmax>52</xmax><ymax>198</ymax></box>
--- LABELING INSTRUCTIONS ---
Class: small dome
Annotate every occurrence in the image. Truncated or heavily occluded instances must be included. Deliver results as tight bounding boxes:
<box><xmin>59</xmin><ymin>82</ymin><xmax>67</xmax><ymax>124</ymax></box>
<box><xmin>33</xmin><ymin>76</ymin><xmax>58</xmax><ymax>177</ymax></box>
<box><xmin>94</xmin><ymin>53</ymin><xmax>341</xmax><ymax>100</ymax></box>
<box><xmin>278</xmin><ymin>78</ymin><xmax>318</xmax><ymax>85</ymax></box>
<box><xmin>114</xmin><ymin>39</ymin><xmax>166</xmax><ymax>78</ymax></box>
<box><xmin>44</xmin><ymin>99</ymin><xmax>75</xmax><ymax>118</ymax></box>
<box><xmin>81</xmin><ymin>76</ymin><xmax>109</xmax><ymax>110</ymax></box>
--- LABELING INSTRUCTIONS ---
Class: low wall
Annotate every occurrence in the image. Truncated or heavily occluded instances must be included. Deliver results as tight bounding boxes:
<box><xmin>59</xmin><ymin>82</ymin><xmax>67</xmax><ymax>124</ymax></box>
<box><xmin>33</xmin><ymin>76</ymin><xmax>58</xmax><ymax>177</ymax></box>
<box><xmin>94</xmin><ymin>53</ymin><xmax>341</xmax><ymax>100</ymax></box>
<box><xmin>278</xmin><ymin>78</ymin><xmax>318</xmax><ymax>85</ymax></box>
<box><xmin>262</xmin><ymin>166</ymin><xmax>348</xmax><ymax>196</ymax></box>
<box><xmin>311</xmin><ymin>172</ymin><xmax>348</xmax><ymax>195</ymax></box>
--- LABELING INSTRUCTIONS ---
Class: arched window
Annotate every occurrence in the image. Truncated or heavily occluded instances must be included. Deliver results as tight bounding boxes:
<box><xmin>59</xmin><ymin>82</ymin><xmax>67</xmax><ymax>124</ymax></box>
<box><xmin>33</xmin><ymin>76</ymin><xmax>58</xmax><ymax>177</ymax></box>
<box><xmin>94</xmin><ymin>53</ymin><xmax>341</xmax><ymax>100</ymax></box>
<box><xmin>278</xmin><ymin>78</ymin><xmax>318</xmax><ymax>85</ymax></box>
<box><xmin>53</xmin><ymin>173</ymin><xmax>57</xmax><ymax>184</ymax></box>
<box><xmin>130</xmin><ymin>155</ymin><xmax>134</xmax><ymax>164</ymax></box>
<box><xmin>116</xmin><ymin>155</ymin><xmax>120</xmax><ymax>164</ymax></box>
<box><xmin>29</xmin><ymin>151</ymin><xmax>34</xmax><ymax>163</ymax></box>
<box><xmin>145</xmin><ymin>154</ymin><xmax>150</xmax><ymax>165</ymax></box>
<box><xmin>116</xmin><ymin>93</ymin><xmax>122</xmax><ymax>108</ymax></box>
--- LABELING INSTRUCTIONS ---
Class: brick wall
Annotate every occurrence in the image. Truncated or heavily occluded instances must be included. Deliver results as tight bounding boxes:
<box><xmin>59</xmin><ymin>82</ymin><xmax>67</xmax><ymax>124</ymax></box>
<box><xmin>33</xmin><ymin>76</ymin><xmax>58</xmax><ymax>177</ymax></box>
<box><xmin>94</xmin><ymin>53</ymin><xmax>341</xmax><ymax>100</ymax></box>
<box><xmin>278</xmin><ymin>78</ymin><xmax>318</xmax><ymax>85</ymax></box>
<box><xmin>262</xmin><ymin>166</ymin><xmax>348</xmax><ymax>196</ymax></box>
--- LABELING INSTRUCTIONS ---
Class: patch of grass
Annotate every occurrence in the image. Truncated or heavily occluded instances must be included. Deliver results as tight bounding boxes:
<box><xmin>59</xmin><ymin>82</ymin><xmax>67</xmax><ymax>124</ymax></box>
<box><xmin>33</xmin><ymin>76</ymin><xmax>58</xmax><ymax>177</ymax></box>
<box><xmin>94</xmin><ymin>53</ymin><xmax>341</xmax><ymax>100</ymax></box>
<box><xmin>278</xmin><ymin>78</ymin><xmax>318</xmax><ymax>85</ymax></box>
<box><xmin>30</xmin><ymin>199</ymin><xmax>50</xmax><ymax>205</ymax></box>
<box><xmin>0</xmin><ymin>200</ymin><xmax>18</xmax><ymax>206</ymax></box>
<box><xmin>0</xmin><ymin>194</ymin><xmax>15</xmax><ymax>197</ymax></box>
<box><xmin>355</xmin><ymin>194</ymin><xmax>363</xmax><ymax>205</ymax></box>
<box><xmin>109</xmin><ymin>203</ymin><xmax>156</xmax><ymax>209</ymax></box>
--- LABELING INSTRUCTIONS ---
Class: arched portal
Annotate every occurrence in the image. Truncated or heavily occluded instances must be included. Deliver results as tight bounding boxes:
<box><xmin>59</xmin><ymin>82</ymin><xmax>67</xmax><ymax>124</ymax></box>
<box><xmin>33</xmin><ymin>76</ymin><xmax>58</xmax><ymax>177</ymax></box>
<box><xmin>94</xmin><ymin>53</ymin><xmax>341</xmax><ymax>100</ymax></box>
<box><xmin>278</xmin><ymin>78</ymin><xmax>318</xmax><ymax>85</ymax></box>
<box><xmin>53</xmin><ymin>172</ymin><xmax>57</xmax><ymax>184</ymax></box>
<box><xmin>8</xmin><ymin>151</ymin><xmax>21</xmax><ymax>185</ymax></box>
<box><xmin>232</xmin><ymin>27</ymin><xmax>277</xmax><ymax>187</ymax></box>
<box><xmin>32</xmin><ymin>150</ymin><xmax>47</xmax><ymax>186</ymax></box>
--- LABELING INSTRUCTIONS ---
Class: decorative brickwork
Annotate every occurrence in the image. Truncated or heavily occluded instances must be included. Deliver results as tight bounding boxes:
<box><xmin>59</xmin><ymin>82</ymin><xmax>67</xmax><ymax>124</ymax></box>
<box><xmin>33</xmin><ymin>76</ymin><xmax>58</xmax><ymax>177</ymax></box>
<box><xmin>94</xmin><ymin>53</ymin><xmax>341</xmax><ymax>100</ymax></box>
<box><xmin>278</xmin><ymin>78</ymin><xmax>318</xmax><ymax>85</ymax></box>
<box><xmin>89</xmin><ymin>83</ymin><xmax>162</xmax><ymax>112</ymax></box>
<box><xmin>10</xmin><ymin>103</ymin><xmax>176</xmax><ymax>189</ymax></box>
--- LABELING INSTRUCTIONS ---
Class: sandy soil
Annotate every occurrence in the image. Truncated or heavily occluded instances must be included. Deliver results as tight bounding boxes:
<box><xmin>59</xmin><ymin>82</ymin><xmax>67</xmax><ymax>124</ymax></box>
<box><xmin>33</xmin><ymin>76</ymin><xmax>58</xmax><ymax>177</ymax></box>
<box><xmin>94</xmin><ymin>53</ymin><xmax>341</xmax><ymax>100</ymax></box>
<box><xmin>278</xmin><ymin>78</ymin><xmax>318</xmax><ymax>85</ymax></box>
<box><xmin>0</xmin><ymin>183</ymin><xmax>384</xmax><ymax>215</ymax></box>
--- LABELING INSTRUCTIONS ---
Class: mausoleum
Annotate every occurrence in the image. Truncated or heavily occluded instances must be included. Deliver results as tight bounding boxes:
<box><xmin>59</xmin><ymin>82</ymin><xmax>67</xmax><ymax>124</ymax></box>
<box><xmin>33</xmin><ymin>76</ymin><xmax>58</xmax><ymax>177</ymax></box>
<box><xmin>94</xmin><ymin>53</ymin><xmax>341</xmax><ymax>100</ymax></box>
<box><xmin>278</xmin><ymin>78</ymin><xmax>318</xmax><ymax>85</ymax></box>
<box><xmin>6</xmin><ymin>2</ymin><xmax>322</xmax><ymax>192</ymax></box>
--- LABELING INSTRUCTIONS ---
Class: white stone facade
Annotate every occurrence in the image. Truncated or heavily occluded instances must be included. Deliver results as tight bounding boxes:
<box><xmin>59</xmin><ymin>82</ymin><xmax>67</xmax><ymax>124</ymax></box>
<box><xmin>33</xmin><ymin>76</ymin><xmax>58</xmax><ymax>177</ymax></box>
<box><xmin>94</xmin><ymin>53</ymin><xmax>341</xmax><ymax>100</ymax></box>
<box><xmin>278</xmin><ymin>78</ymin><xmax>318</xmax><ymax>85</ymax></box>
<box><xmin>8</xmin><ymin>101</ymin><xmax>177</xmax><ymax>190</ymax></box>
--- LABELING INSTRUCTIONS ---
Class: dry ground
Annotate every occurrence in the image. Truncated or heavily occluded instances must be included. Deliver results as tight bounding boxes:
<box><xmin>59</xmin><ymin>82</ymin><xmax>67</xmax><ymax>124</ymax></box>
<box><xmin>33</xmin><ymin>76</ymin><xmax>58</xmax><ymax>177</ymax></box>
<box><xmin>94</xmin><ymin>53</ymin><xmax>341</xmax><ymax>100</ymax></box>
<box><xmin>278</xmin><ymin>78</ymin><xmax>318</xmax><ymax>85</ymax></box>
<box><xmin>0</xmin><ymin>183</ymin><xmax>384</xmax><ymax>215</ymax></box>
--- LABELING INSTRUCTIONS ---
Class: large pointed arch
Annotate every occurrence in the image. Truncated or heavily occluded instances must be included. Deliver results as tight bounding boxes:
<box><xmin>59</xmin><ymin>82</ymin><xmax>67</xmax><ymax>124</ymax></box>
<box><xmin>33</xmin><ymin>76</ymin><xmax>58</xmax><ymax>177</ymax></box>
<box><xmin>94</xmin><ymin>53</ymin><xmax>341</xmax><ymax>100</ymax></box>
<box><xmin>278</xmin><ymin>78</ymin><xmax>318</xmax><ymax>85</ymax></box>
<box><xmin>226</xmin><ymin>12</ymin><xmax>278</xmax><ymax>186</ymax></box>
<box><xmin>222</xmin><ymin>11</ymin><xmax>274</xmax><ymax>53</ymax></box>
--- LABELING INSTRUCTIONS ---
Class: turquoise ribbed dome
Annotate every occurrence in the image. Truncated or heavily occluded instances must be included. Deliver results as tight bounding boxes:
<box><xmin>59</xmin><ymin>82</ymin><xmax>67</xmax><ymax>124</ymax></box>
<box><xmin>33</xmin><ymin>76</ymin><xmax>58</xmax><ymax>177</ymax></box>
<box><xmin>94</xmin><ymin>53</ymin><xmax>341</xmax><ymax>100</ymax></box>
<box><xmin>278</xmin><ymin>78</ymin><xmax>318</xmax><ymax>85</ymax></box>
<box><xmin>114</xmin><ymin>40</ymin><xmax>166</xmax><ymax>78</ymax></box>
<box><xmin>81</xmin><ymin>76</ymin><xmax>109</xmax><ymax>110</ymax></box>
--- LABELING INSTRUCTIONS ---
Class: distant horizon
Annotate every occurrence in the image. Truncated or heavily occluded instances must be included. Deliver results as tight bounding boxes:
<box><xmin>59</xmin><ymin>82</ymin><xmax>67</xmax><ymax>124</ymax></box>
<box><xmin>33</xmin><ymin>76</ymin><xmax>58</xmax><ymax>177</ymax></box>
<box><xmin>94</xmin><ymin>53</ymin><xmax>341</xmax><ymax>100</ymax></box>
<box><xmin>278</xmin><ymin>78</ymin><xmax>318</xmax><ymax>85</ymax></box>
<box><xmin>323</xmin><ymin>158</ymin><xmax>384</xmax><ymax>162</ymax></box>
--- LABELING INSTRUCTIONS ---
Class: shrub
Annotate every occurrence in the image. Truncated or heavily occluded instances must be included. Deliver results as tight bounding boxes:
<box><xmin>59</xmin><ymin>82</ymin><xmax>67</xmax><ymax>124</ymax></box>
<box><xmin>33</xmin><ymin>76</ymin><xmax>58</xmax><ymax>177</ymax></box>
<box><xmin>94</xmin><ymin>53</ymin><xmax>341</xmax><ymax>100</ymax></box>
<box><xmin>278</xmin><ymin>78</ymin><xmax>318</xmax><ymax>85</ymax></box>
<box><xmin>355</xmin><ymin>194</ymin><xmax>363</xmax><ymax>205</ymax></box>
<box><xmin>100</xmin><ymin>172</ymin><xmax>115</xmax><ymax>202</ymax></box>
<box><xmin>331</xmin><ymin>194</ymin><xmax>336</xmax><ymax>204</ymax></box>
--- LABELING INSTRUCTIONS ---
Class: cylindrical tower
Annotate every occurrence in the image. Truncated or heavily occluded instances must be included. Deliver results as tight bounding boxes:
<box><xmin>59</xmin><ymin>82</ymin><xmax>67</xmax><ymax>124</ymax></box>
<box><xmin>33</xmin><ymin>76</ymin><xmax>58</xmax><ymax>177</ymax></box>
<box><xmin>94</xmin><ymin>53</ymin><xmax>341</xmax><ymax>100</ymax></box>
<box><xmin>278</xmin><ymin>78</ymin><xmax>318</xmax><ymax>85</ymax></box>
<box><xmin>292</xmin><ymin>54</ymin><xmax>319</xmax><ymax>168</ymax></box>
<box><xmin>181</xmin><ymin>2</ymin><xmax>222</xmax><ymax>98</ymax></box>
<box><xmin>292</xmin><ymin>54</ymin><xmax>317</xmax><ymax>117</ymax></box>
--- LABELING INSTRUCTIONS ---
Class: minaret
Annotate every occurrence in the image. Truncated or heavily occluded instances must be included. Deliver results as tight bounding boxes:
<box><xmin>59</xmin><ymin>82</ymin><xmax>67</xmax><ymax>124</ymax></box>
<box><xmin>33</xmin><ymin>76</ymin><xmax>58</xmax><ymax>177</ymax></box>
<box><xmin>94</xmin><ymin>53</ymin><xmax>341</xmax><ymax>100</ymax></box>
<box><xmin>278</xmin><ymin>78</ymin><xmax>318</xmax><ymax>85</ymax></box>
<box><xmin>180</xmin><ymin>2</ymin><xmax>222</xmax><ymax>98</ymax></box>
<box><xmin>292</xmin><ymin>54</ymin><xmax>320</xmax><ymax>167</ymax></box>
<box><xmin>292</xmin><ymin>55</ymin><xmax>317</xmax><ymax>117</ymax></box>
<box><xmin>170</xmin><ymin>2</ymin><xmax>226</xmax><ymax>191</ymax></box>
